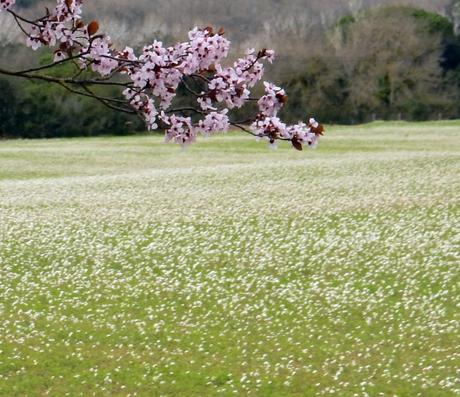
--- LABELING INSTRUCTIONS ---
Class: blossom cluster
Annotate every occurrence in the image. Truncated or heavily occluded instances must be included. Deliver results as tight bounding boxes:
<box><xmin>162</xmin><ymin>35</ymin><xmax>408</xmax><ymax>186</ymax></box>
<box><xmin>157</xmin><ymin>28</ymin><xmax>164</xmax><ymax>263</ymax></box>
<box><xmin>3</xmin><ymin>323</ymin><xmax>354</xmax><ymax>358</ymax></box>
<box><xmin>251</xmin><ymin>117</ymin><xmax>323</xmax><ymax>149</ymax></box>
<box><xmin>4</xmin><ymin>0</ymin><xmax>323</xmax><ymax>149</ymax></box>
<box><xmin>163</xmin><ymin>115</ymin><xmax>196</xmax><ymax>145</ymax></box>
<box><xmin>123</xmin><ymin>88</ymin><xmax>159</xmax><ymax>130</ymax></box>
<box><xmin>196</xmin><ymin>110</ymin><xmax>230</xmax><ymax>136</ymax></box>
<box><xmin>22</xmin><ymin>0</ymin><xmax>85</xmax><ymax>51</ymax></box>
<box><xmin>258</xmin><ymin>82</ymin><xmax>286</xmax><ymax>117</ymax></box>
<box><xmin>83</xmin><ymin>36</ymin><xmax>118</xmax><ymax>75</ymax></box>
<box><xmin>201</xmin><ymin>48</ymin><xmax>273</xmax><ymax>110</ymax></box>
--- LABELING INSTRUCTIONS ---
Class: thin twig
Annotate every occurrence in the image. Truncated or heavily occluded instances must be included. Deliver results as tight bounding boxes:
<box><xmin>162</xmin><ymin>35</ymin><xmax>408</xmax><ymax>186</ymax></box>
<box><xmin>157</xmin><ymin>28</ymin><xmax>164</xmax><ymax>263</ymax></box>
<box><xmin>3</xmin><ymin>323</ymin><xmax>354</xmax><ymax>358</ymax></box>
<box><xmin>165</xmin><ymin>107</ymin><xmax>206</xmax><ymax>115</ymax></box>
<box><xmin>57</xmin><ymin>82</ymin><xmax>136</xmax><ymax>114</ymax></box>
<box><xmin>14</xmin><ymin>51</ymin><xmax>89</xmax><ymax>75</ymax></box>
<box><xmin>11</xmin><ymin>12</ymin><xmax>30</xmax><ymax>36</ymax></box>
<box><xmin>230</xmin><ymin>122</ymin><xmax>258</xmax><ymax>137</ymax></box>
<box><xmin>7</xmin><ymin>9</ymin><xmax>40</xmax><ymax>26</ymax></box>
<box><xmin>180</xmin><ymin>77</ymin><xmax>201</xmax><ymax>96</ymax></box>
<box><xmin>191</xmin><ymin>73</ymin><xmax>211</xmax><ymax>84</ymax></box>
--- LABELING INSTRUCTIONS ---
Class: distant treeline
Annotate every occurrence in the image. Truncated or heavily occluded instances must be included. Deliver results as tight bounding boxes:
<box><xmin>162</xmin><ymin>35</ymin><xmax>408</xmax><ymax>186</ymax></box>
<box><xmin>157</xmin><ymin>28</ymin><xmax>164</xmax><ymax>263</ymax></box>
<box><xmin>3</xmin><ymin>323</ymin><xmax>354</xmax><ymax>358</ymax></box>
<box><xmin>281</xmin><ymin>7</ymin><xmax>460</xmax><ymax>124</ymax></box>
<box><xmin>1</xmin><ymin>5</ymin><xmax>460</xmax><ymax>138</ymax></box>
<box><xmin>0</xmin><ymin>77</ymin><xmax>145</xmax><ymax>139</ymax></box>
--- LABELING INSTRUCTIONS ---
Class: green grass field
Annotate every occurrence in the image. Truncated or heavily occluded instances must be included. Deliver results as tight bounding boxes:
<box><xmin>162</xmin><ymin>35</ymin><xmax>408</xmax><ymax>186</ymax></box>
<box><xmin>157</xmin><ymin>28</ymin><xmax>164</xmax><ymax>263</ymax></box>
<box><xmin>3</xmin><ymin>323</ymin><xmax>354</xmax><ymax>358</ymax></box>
<box><xmin>0</xmin><ymin>122</ymin><xmax>459</xmax><ymax>396</ymax></box>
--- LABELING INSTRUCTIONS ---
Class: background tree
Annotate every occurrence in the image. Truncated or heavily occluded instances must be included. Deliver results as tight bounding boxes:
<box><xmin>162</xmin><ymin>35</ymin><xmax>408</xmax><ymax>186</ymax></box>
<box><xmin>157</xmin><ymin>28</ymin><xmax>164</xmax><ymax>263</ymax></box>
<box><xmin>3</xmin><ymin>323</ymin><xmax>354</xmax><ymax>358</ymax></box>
<box><xmin>282</xmin><ymin>6</ymin><xmax>460</xmax><ymax>124</ymax></box>
<box><xmin>336</xmin><ymin>7</ymin><xmax>456</xmax><ymax>121</ymax></box>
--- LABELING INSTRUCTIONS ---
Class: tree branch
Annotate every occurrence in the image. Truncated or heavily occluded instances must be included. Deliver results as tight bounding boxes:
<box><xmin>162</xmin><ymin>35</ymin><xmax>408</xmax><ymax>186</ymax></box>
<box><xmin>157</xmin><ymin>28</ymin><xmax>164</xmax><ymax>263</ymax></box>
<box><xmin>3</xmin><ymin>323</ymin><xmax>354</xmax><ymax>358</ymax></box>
<box><xmin>165</xmin><ymin>107</ymin><xmax>206</xmax><ymax>115</ymax></box>
<box><xmin>0</xmin><ymin>67</ymin><xmax>131</xmax><ymax>87</ymax></box>
<box><xmin>56</xmin><ymin>82</ymin><xmax>137</xmax><ymax>114</ymax></box>
<box><xmin>7</xmin><ymin>9</ymin><xmax>40</xmax><ymax>27</ymax></box>
<box><xmin>14</xmin><ymin>53</ymin><xmax>89</xmax><ymax>75</ymax></box>
<box><xmin>230</xmin><ymin>122</ymin><xmax>258</xmax><ymax>137</ymax></box>
<box><xmin>180</xmin><ymin>76</ymin><xmax>201</xmax><ymax>96</ymax></box>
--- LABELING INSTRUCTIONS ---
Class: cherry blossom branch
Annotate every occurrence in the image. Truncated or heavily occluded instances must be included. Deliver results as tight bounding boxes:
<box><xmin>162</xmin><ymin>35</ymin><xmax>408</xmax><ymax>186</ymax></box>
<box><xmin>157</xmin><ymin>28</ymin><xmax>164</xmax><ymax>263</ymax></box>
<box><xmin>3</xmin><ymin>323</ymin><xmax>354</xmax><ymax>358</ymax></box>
<box><xmin>0</xmin><ymin>0</ymin><xmax>324</xmax><ymax>150</ymax></box>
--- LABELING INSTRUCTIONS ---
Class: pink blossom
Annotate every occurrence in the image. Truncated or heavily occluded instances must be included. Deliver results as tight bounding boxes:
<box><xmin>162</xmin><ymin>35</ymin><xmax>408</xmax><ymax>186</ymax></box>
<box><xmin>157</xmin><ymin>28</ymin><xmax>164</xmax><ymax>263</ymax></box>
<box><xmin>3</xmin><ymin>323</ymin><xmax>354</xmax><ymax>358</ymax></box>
<box><xmin>53</xmin><ymin>0</ymin><xmax>82</xmax><ymax>21</ymax></box>
<box><xmin>53</xmin><ymin>50</ymin><xmax>67</xmax><ymax>62</ymax></box>
<box><xmin>25</xmin><ymin>26</ymin><xmax>42</xmax><ymax>50</ymax></box>
<box><xmin>265</xmin><ymin>49</ymin><xmax>275</xmax><ymax>63</ymax></box>
<box><xmin>163</xmin><ymin>115</ymin><xmax>196</xmax><ymax>146</ymax></box>
<box><xmin>188</xmin><ymin>27</ymin><xmax>230</xmax><ymax>70</ymax></box>
<box><xmin>309</xmin><ymin>118</ymin><xmax>319</xmax><ymax>128</ymax></box>
<box><xmin>119</xmin><ymin>47</ymin><xmax>138</xmax><ymax>63</ymax></box>
<box><xmin>56</xmin><ymin>27</ymin><xmax>80</xmax><ymax>46</ymax></box>
<box><xmin>197</xmin><ymin>96</ymin><xmax>217</xmax><ymax>111</ymax></box>
<box><xmin>40</xmin><ymin>23</ymin><xmax>58</xmax><ymax>46</ymax></box>
<box><xmin>258</xmin><ymin>82</ymin><xmax>287</xmax><ymax>117</ymax></box>
<box><xmin>123</xmin><ymin>89</ymin><xmax>158</xmax><ymax>130</ymax></box>
<box><xmin>0</xmin><ymin>0</ymin><xmax>15</xmax><ymax>11</ymax></box>
<box><xmin>196</xmin><ymin>110</ymin><xmax>230</xmax><ymax>136</ymax></box>
<box><xmin>251</xmin><ymin>116</ymin><xmax>288</xmax><ymax>142</ymax></box>
<box><xmin>143</xmin><ymin>98</ymin><xmax>159</xmax><ymax>130</ymax></box>
<box><xmin>85</xmin><ymin>37</ymin><xmax>119</xmax><ymax>76</ymax></box>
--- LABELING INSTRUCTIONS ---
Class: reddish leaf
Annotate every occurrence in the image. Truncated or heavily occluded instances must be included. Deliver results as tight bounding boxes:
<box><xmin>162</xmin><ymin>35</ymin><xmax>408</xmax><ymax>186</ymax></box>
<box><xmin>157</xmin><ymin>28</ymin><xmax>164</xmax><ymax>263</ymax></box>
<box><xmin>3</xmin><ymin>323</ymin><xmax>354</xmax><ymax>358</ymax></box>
<box><xmin>258</xmin><ymin>48</ymin><xmax>267</xmax><ymax>58</ymax></box>
<box><xmin>87</xmin><ymin>21</ymin><xmax>99</xmax><ymax>36</ymax></box>
<box><xmin>276</xmin><ymin>93</ymin><xmax>288</xmax><ymax>104</ymax></box>
<box><xmin>292</xmin><ymin>139</ymin><xmax>303</xmax><ymax>151</ymax></box>
<box><xmin>65</xmin><ymin>0</ymin><xmax>73</xmax><ymax>8</ymax></box>
<box><xmin>310</xmin><ymin>123</ymin><xmax>324</xmax><ymax>136</ymax></box>
<box><xmin>208</xmin><ymin>90</ymin><xmax>218</xmax><ymax>102</ymax></box>
<box><xmin>235</xmin><ymin>86</ymin><xmax>244</xmax><ymax>96</ymax></box>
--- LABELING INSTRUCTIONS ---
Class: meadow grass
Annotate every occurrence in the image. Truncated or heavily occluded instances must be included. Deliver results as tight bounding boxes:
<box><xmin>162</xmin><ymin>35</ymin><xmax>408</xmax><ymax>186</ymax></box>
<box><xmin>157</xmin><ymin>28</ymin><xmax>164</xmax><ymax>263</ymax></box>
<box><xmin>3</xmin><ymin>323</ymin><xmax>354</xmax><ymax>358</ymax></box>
<box><xmin>0</xmin><ymin>121</ymin><xmax>459</xmax><ymax>396</ymax></box>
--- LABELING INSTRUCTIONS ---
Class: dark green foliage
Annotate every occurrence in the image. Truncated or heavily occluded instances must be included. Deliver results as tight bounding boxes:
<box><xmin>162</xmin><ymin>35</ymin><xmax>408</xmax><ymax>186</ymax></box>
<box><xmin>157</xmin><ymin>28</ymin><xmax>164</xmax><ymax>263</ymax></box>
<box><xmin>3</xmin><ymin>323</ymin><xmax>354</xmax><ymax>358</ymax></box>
<box><xmin>407</xmin><ymin>7</ymin><xmax>460</xmax><ymax>72</ymax></box>
<box><xmin>0</xmin><ymin>77</ymin><xmax>143</xmax><ymax>138</ymax></box>
<box><xmin>0</xmin><ymin>79</ymin><xmax>19</xmax><ymax>138</ymax></box>
<box><xmin>410</xmin><ymin>8</ymin><xmax>454</xmax><ymax>36</ymax></box>
<box><xmin>282</xmin><ymin>57</ymin><xmax>351</xmax><ymax>124</ymax></box>
<box><xmin>0</xmin><ymin>51</ymin><xmax>143</xmax><ymax>138</ymax></box>
<box><xmin>337</xmin><ymin>14</ymin><xmax>356</xmax><ymax>27</ymax></box>
<box><xmin>335</xmin><ymin>14</ymin><xmax>356</xmax><ymax>42</ymax></box>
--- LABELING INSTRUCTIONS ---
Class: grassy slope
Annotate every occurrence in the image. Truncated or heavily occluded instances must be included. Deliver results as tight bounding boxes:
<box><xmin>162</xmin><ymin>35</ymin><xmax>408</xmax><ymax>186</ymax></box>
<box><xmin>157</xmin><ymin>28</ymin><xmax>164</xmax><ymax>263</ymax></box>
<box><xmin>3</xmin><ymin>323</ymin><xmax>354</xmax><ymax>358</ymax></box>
<box><xmin>0</xmin><ymin>122</ymin><xmax>459</xmax><ymax>396</ymax></box>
